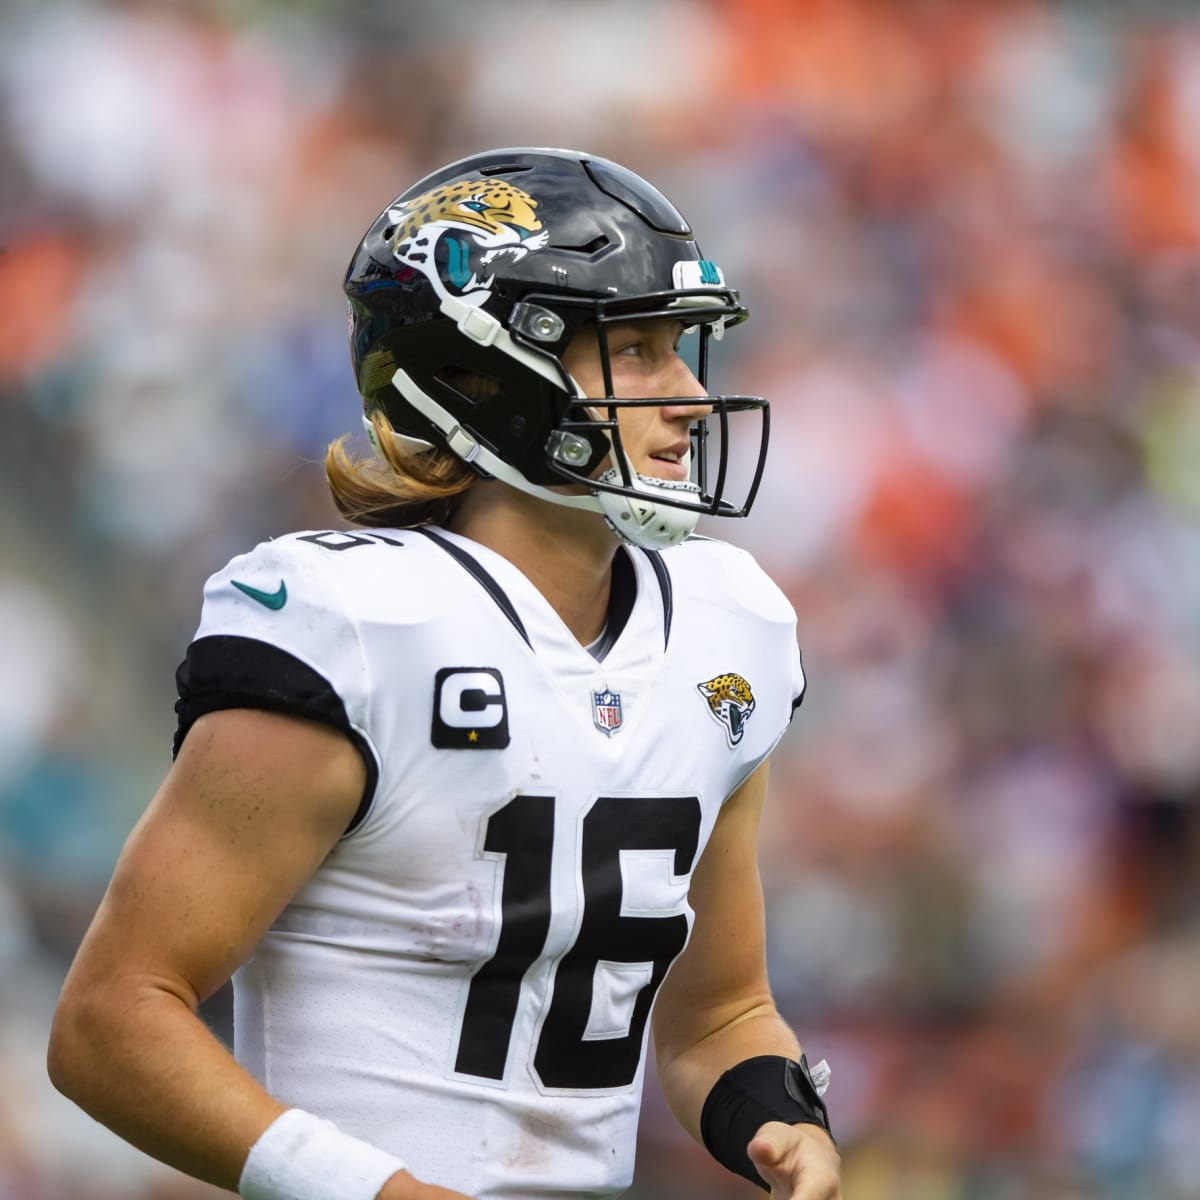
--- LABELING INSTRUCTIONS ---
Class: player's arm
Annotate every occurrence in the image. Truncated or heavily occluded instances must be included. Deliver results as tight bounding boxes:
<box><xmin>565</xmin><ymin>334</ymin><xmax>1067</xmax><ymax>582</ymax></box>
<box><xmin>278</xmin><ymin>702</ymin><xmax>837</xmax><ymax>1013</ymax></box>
<box><xmin>652</xmin><ymin>761</ymin><xmax>842</xmax><ymax>1199</ymax></box>
<box><xmin>47</xmin><ymin>708</ymin><xmax>464</xmax><ymax>1200</ymax></box>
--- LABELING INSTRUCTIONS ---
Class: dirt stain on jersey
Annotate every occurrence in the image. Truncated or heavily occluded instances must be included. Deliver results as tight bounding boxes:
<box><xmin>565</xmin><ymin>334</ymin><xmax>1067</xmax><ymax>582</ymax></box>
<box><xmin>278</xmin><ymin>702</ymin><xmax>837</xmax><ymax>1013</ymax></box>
<box><xmin>502</xmin><ymin>1108</ymin><xmax>572</xmax><ymax>1173</ymax></box>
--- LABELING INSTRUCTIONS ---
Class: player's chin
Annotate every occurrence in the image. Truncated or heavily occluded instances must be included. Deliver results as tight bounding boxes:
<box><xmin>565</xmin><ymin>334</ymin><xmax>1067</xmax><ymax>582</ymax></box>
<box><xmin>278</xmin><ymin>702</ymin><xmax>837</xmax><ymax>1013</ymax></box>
<box><xmin>639</xmin><ymin>459</ymin><xmax>690</xmax><ymax>483</ymax></box>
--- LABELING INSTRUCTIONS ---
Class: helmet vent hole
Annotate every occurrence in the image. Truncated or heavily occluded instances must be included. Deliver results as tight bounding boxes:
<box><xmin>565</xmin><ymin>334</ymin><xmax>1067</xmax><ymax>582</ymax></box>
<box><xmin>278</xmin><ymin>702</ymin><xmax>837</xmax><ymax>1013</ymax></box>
<box><xmin>554</xmin><ymin>235</ymin><xmax>610</xmax><ymax>256</ymax></box>
<box><xmin>479</xmin><ymin>164</ymin><xmax>533</xmax><ymax>176</ymax></box>
<box><xmin>382</xmin><ymin>225</ymin><xmax>396</xmax><ymax>240</ymax></box>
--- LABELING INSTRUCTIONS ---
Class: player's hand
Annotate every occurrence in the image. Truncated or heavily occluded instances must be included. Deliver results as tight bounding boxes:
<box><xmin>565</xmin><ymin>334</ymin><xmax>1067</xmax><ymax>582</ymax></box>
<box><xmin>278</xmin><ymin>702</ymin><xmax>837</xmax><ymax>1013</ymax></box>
<box><xmin>746</xmin><ymin>1121</ymin><xmax>843</xmax><ymax>1200</ymax></box>
<box><xmin>377</xmin><ymin>1169</ymin><xmax>475</xmax><ymax>1200</ymax></box>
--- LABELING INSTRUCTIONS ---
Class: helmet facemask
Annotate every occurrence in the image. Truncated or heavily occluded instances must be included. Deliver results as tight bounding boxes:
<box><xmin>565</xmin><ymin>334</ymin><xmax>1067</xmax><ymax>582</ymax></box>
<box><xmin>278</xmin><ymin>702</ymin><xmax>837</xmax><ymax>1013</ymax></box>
<box><xmin>377</xmin><ymin>292</ymin><xmax>768</xmax><ymax>550</ymax></box>
<box><xmin>526</xmin><ymin>291</ymin><xmax>770</xmax><ymax>548</ymax></box>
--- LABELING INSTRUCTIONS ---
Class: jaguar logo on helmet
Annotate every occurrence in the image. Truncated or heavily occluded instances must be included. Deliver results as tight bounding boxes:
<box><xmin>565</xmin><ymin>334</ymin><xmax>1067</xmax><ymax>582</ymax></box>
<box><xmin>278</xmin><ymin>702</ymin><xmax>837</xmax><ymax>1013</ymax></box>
<box><xmin>697</xmin><ymin>673</ymin><xmax>757</xmax><ymax>747</ymax></box>
<box><xmin>385</xmin><ymin>179</ymin><xmax>550</xmax><ymax>307</ymax></box>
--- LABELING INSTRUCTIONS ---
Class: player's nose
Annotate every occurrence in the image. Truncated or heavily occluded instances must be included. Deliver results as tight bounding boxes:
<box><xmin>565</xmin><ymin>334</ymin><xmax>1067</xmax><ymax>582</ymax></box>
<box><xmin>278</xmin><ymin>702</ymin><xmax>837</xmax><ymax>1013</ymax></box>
<box><xmin>660</xmin><ymin>356</ymin><xmax>711</xmax><ymax>419</ymax></box>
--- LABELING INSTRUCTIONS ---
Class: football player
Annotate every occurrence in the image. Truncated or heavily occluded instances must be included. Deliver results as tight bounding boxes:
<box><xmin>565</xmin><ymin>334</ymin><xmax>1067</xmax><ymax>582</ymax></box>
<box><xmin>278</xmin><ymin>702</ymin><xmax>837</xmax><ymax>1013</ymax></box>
<box><xmin>48</xmin><ymin>149</ymin><xmax>843</xmax><ymax>1200</ymax></box>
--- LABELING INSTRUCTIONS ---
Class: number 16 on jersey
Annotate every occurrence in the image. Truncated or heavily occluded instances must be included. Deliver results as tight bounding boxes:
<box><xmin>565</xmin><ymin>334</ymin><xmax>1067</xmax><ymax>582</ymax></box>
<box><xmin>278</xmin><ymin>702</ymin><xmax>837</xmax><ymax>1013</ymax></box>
<box><xmin>453</xmin><ymin>793</ymin><xmax>702</xmax><ymax>1091</ymax></box>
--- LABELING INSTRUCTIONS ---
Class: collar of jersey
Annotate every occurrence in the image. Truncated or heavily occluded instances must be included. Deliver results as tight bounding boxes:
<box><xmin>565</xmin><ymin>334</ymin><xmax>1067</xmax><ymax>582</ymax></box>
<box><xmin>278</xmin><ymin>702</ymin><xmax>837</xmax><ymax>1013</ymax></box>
<box><xmin>419</xmin><ymin>526</ymin><xmax>671</xmax><ymax>670</ymax></box>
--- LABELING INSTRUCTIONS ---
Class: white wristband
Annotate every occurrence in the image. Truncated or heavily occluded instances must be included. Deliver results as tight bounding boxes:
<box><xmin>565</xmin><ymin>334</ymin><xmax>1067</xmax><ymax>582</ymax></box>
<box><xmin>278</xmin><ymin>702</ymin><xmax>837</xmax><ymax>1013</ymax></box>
<box><xmin>239</xmin><ymin>1108</ymin><xmax>407</xmax><ymax>1200</ymax></box>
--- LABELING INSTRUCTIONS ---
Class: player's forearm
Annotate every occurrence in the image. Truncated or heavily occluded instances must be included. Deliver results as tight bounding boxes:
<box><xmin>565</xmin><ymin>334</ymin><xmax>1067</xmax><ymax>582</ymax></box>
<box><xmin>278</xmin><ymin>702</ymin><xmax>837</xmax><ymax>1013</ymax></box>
<box><xmin>48</xmin><ymin>978</ymin><xmax>283</xmax><ymax>1190</ymax></box>
<box><xmin>654</xmin><ymin>1003</ymin><xmax>802</xmax><ymax>1142</ymax></box>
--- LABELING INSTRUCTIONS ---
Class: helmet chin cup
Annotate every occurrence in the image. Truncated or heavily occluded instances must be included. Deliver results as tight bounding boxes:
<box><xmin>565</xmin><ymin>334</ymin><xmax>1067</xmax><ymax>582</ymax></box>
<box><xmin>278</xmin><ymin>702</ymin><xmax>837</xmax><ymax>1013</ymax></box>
<box><xmin>593</xmin><ymin>469</ymin><xmax>700</xmax><ymax>549</ymax></box>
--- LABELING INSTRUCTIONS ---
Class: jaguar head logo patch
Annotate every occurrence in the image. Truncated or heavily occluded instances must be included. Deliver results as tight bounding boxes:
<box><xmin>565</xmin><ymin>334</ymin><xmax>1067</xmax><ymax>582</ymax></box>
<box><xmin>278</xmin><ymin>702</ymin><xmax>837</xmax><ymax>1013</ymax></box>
<box><xmin>697</xmin><ymin>672</ymin><xmax>756</xmax><ymax>747</ymax></box>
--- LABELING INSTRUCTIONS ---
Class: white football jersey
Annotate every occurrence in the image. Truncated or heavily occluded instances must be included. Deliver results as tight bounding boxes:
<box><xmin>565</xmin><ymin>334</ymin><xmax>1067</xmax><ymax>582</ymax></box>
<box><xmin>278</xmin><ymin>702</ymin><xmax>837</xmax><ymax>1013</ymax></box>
<box><xmin>176</xmin><ymin>526</ymin><xmax>805</xmax><ymax>1200</ymax></box>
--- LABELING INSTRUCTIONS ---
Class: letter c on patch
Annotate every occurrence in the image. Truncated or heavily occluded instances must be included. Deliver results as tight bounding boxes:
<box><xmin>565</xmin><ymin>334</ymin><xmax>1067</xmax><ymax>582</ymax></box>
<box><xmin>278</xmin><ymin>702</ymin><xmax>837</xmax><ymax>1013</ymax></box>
<box><xmin>432</xmin><ymin>667</ymin><xmax>510</xmax><ymax>749</ymax></box>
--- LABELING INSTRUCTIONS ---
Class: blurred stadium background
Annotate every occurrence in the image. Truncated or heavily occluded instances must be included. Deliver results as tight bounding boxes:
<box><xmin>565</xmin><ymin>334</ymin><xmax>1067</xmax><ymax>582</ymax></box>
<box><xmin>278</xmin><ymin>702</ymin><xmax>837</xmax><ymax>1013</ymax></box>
<box><xmin>3</xmin><ymin>0</ymin><xmax>1200</xmax><ymax>1196</ymax></box>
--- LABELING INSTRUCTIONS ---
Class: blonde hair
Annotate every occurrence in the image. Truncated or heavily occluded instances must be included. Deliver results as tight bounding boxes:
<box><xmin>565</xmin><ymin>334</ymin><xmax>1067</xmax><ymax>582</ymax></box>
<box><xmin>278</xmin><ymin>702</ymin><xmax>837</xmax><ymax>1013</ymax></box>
<box><xmin>324</xmin><ymin>410</ymin><xmax>476</xmax><ymax>529</ymax></box>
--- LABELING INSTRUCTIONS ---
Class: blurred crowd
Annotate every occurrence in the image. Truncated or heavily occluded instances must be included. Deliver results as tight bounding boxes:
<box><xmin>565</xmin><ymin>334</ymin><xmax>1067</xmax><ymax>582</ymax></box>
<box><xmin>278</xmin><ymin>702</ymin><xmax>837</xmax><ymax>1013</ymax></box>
<box><xmin>3</xmin><ymin>0</ymin><xmax>1200</xmax><ymax>1196</ymax></box>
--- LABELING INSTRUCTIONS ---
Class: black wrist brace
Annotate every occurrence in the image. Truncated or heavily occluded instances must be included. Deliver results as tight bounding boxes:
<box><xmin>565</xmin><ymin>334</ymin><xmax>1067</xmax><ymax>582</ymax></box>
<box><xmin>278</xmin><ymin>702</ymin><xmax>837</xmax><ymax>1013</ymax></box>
<box><xmin>699</xmin><ymin>1054</ymin><xmax>834</xmax><ymax>1191</ymax></box>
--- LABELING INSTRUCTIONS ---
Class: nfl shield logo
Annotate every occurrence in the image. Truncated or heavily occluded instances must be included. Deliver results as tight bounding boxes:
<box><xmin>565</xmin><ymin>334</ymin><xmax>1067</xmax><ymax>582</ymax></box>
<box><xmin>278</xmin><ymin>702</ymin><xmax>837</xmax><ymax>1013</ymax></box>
<box><xmin>592</xmin><ymin>688</ymin><xmax>623</xmax><ymax>736</ymax></box>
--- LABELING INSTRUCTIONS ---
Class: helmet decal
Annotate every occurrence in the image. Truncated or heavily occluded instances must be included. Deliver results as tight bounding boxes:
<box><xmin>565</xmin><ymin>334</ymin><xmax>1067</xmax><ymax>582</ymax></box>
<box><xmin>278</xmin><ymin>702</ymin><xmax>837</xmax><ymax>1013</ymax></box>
<box><xmin>385</xmin><ymin>179</ymin><xmax>550</xmax><ymax>308</ymax></box>
<box><xmin>671</xmin><ymin>259</ymin><xmax>726</xmax><ymax>289</ymax></box>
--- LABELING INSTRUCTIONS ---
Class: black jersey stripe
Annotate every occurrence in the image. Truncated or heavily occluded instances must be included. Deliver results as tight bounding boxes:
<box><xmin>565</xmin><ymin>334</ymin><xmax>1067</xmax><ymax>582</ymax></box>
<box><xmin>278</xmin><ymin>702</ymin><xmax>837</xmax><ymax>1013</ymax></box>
<box><xmin>588</xmin><ymin>547</ymin><xmax>637</xmax><ymax>662</ymax></box>
<box><xmin>415</xmin><ymin>527</ymin><xmax>532</xmax><ymax>648</ymax></box>
<box><xmin>642</xmin><ymin>548</ymin><xmax>673</xmax><ymax>650</ymax></box>
<box><xmin>173</xmin><ymin>634</ymin><xmax>378</xmax><ymax>834</ymax></box>
<box><xmin>791</xmin><ymin>649</ymin><xmax>808</xmax><ymax>720</ymax></box>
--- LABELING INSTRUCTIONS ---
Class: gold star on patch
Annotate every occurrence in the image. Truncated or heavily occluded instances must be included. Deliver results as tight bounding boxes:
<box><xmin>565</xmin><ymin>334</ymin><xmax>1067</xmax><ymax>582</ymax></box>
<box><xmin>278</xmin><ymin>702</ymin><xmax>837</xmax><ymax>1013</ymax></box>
<box><xmin>468</xmin><ymin>730</ymin><xmax>478</xmax><ymax>742</ymax></box>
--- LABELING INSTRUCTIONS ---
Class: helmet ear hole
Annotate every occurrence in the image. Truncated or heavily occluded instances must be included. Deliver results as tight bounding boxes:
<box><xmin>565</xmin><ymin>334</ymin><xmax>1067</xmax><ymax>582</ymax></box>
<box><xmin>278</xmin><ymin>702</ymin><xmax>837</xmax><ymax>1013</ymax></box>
<box><xmin>433</xmin><ymin>366</ymin><xmax>502</xmax><ymax>406</ymax></box>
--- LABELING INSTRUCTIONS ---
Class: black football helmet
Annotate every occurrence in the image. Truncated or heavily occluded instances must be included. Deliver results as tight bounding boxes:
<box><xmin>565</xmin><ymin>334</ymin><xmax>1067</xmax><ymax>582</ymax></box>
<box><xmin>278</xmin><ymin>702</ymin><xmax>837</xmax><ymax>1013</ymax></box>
<box><xmin>343</xmin><ymin>147</ymin><xmax>768</xmax><ymax>548</ymax></box>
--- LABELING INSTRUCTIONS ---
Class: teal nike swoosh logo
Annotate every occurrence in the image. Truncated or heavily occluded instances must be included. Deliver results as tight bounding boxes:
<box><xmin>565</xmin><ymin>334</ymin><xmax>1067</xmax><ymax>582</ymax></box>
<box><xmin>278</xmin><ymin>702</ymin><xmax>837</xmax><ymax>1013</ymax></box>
<box><xmin>231</xmin><ymin>579</ymin><xmax>287</xmax><ymax>610</ymax></box>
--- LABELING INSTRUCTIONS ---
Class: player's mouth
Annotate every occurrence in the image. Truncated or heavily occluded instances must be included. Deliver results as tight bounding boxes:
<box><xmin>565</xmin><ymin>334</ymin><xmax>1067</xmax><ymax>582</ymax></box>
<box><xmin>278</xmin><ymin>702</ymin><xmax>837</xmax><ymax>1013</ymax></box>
<box><xmin>643</xmin><ymin>443</ymin><xmax>691</xmax><ymax>482</ymax></box>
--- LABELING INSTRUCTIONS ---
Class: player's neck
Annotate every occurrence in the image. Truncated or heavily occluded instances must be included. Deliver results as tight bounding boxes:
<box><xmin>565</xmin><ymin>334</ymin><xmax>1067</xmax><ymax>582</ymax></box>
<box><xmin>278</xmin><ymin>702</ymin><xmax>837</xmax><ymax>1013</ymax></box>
<box><xmin>447</xmin><ymin>483</ymin><xmax>619</xmax><ymax>645</ymax></box>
